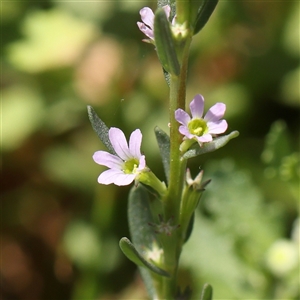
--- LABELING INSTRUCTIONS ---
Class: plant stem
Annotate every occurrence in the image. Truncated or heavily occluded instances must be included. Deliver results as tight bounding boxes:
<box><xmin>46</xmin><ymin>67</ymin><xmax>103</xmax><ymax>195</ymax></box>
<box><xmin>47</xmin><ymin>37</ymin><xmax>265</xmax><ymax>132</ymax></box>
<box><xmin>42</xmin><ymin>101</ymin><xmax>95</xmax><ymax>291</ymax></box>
<box><xmin>160</xmin><ymin>36</ymin><xmax>192</xmax><ymax>299</ymax></box>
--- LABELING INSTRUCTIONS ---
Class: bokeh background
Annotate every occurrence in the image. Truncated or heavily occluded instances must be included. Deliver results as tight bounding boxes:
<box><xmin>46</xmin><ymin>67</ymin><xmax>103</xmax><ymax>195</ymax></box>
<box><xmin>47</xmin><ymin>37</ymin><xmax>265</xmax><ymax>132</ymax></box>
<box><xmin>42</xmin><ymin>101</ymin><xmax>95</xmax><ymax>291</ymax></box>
<box><xmin>1</xmin><ymin>1</ymin><xmax>299</xmax><ymax>299</ymax></box>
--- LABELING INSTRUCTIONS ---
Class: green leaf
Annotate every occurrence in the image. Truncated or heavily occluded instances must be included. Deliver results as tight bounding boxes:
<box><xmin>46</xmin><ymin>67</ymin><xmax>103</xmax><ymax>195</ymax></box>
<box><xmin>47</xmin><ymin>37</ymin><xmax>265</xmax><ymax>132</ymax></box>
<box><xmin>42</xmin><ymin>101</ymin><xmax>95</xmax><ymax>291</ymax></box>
<box><xmin>200</xmin><ymin>283</ymin><xmax>213</xmax><ymax>300</ymax></box>
<box><xmin>193</xmin><ymin>0</ymin><xmax>218</xmax><ymax>35</ymax></box>
<box><xmin>87</xmin><ymin>106</ymin><xmax>116</xmax><ymax>155</ymax></box>
<box><xmin>154</xmin><ymin>126</ymin><xmax>170</xmax><ymax>183</ymax></box>
<box><xmin>119</xmin><ymin>237</ymin><xmax>170</xmax><ymax>277</ymax></box>
<box><xmin>183</xmin><ymin>131</ymin><xmax>239</xmax><ymax>160</ymax></box>
<box><xmin>154</xmin><ymin>8</ymin><xmax>180</xmax><ymax>76</ymax></box>
<box><xmin>127</xmin><ymin>185</ymin><xmax>165</xmax><ymax>298</ymax></box>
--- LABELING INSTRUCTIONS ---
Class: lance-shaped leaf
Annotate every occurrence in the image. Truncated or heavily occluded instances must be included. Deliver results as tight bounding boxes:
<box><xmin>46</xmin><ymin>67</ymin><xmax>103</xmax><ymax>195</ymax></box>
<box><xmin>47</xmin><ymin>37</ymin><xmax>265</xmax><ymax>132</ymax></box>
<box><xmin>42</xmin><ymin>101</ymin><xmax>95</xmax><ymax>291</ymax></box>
<box><xmin>87</xmin><ymin>106</ymin><xmax>116</xmax><ymax>155</ymax></box>
<box><xmin>183</xmin><ymin>131</ymin><xmax>239</xmax><ymax>160</ymax></box>
<box><xmin>193</xmin><ymin>0</ymin><xmax>218</xmax><ymax>35</ymax></box>
<box><xmin>127</xmin><ymin>185</ymin><xmax>164</xmax><ymax>298</ymax></box>
<box><xmin>119</xmin><ymin>237</ymin><xmax>170</xmax><ymax>277</ymax></box>
<box><xmin>200</xmin><ymin>283</ymin><xmax>213</xmax><ymax>300</ymax></box>
<box><xmin>154</xmin><ymin>8</ymin><xmax>180</xmax><ymax>76</ymax></box>
<box><xmin>154</xmin><ymin>126</ymin><xmax>170</xmax><ymax>183</ymax></box>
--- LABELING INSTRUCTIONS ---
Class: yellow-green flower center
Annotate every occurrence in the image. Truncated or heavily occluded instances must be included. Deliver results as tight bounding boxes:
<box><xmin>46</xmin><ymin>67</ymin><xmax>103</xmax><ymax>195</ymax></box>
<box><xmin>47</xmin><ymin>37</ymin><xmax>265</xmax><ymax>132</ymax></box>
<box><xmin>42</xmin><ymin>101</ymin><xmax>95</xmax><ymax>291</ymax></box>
<box><xmin>123</xmin><ymin>158</ymin><xmax>139</xmax><ymax>174</ymax></box>
<box><xmin>188</xmin><ymin>118</ymin><xmax>208</xmax><ymax>136</ymax></box>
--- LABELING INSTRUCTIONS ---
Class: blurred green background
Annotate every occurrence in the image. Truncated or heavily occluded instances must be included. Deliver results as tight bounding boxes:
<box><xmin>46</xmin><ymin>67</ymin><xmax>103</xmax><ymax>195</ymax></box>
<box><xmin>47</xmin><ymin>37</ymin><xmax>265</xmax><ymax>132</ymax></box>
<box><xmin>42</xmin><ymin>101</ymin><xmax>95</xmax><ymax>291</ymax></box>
<box><xmin>1</xmin><ymin>1</ymin><xmax>299</xmax><ymax>299</ymax></box>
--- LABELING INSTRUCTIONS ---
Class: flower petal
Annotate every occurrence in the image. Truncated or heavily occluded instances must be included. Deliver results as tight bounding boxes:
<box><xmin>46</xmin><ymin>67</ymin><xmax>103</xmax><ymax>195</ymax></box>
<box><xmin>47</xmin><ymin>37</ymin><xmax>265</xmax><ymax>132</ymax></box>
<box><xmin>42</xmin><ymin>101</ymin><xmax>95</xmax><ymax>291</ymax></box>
<box><xmin>98</xmin><ymin>169</ymin><xmax>135</xmax><ymax>186</ymax></box>
<box><xmin>139</xmin><ymin>7</ymin><xmax>154</xmax><ymax>28</ymax></box>
<box><xmin>179</xmin><ymin>126</ymin><xmax>194</xmax><ymax>139</ymax></box>
<box><xmin>175</xmin><ymin>109</ymin><xmax>191</xmax><ymax>125</ymax></box>
<box><xmin>190</xmin><ymin>94</ymin><xmax>204</xmax><ymax>119</ymax></box>
<box><xmin>129</xmin><ymin>129</ymin><xmax>142</xmax><ymax>158</ymax></box>
<box><xmin>137</xmin><ymin>155</ymin><xmax>146</xmax><ymax>171</ymax></box>
<box><xmin>114</xmin><ymin>173</ymin><xmax>136</xmax><ymax>186</ymax></box>
<box><xmin>137</xmin><ymin>22</ymin><xmax>154</xmax><ymax>40</ymax></box>
<box><xmin>93</xmin><ymin>151</ymin><xmax>123</xmax><ymax>169</ymax></box>
<box><xmin>204</xmin><ymin>103</ymin><xmax>226</xmax><ymax>122</ymax></box>
<box><xmin>162</xmin><ymin>5</ymin><xmax>171</xmax><ymax>20</ymax></box>
<box><xmin>109</xmin><ymin>127</ymin><xmax>131</xmax><ymax>161</ymax></box>
<box><xmin>197</xmin><ymin>133</ymin><xmax>213</xmax><ymax>143</ymax></box>
<box><xmin>207</xmin><ymin>120</ymin><xmax>228</xmax><ymax>134</ymax></box>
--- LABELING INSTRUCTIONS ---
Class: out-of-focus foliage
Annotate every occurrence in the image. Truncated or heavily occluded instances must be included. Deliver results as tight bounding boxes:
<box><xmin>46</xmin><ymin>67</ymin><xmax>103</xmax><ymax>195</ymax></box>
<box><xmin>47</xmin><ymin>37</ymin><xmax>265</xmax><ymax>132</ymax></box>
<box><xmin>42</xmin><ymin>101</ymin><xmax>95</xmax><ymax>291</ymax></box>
<box><xmin>1</xmin><ymin>1</ymin><xmax>299</xmax><ymax>299</ymax></box>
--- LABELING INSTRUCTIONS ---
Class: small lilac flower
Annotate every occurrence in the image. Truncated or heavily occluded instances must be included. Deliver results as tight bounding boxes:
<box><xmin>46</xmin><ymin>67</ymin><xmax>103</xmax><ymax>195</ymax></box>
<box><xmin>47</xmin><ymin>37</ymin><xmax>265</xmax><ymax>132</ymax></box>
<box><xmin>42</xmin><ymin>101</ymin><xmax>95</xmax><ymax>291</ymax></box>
<box><xmin>137</xmin><ymin>5</ymin><xmax>171</xmax><ymax>41</ymax></box>
<box><xmin>93</xmin><ymin>127</ymin><xmax>146</xmax><ymax>186</ymax></box>
<box><xmin>175</xmin><ymin>94</ymin><xmax>228</xmax><ymax>144</ymax></box>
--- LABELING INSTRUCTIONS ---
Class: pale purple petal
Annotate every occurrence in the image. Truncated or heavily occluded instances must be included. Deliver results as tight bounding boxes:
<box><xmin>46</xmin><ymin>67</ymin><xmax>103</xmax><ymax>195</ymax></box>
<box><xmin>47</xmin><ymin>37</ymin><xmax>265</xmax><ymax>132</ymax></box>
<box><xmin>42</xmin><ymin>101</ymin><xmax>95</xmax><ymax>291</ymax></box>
<box><xmin>93</xmin><ymin>151</ymin><xmax>123</xmax><ymax>169</ymax></box>
<box><xmin>175</xmin><ymin>109</ymin><xmax>190</xmax><ymax>125</ymax></box>
<box><xmin>207</xmin><ymin>120</ymin><xmax>228</xmax><ymax>134</ymax></box>
<box><xmin>129</xmin><ymin>129</ymin><xmax>142</xmax><ymax>158</ymax></box>
<box><xmin>196</xmin><ymin>133</ymin><xmax>213</xmax><ymax>143</ymax></box>
<box><xmin>179</xmin><ymin>126</ymin><xmax>194</xmax><ymax>139</ymax></box>
<box><xmin>98</xmin><ymin>169</ymin><xmax>135</xmax><ymax>186</ymax></box>
<box><xmin>138</xmin><ymin>5</ymin><xmax>171</xmax><ymax>41</ymax></box>
<box><xmin>109</xmin><ymin>127</ymin><xmax>131</xmax><ymax>161</ymax></box>
<box><xmin>114</xmin><ymin>173</ymin><xmax>136</xmax><ymax>186</ymax></box>
<box><xmin>204</xmin><ymin>103</ymin><xmax>226</xmax><ymax>122</ymax></box>
<box><xmin>139</xmin><ymin>7</ymin><xmax>154</xmax><ymax>28</ymax></box>
<box><xmin>137</xmin><ymin>155</ymin><xmax>146</xmax><ymax>171</ymax></box>
<box><xmin>162</xmin><ymin>5</ymin><xmax>171</xmax><ymax>19</ymax></box>
<box><xmin>190</xmin><ymin>94</ymin><xmax>204</xmax><ymax>119</ymax></box>
<box><xmin>98</xmin><ymin>169</ymin><xmax>124</xmax><ymax>184</ymax></box>
<box><xmin>137</xmin><ymin>22</ymin><xmax>154</xmax><ymax>40</ymax></box>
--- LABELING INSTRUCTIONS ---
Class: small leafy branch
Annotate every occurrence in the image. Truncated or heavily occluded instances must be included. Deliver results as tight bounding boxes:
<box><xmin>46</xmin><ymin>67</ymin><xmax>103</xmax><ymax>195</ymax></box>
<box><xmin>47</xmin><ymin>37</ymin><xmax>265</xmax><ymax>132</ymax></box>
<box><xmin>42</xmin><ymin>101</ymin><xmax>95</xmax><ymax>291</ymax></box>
<box><xmin>88</xmin><ymin>1</ymin><xmax>238</xmax><ymax>299</ymax></box>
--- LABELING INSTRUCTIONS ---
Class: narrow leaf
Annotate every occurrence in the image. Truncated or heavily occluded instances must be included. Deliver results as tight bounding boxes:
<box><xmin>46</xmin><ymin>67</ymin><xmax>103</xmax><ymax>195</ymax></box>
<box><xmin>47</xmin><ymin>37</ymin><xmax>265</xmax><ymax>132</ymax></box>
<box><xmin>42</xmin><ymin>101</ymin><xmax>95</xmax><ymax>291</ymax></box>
<box><xmin>154</xmin><ymin>8</ymin><xmax>180</xmax><ymax>76</ymax></box>
<box><xmin>128</xmin><ymin>185</ymin><xmax>163</xmax><ymax>299</ymax></box>
<box><xmin>87</xmin><ymin>106</ymin><xmax>116</xmax><ymax>154</ymax></box>
<box><xmin>200</xmin><ymin>283</ymin><xmax>213</xmax><ymax>300</ymax></box>
<box><xmin>119</xmin><ymin>237</ymin><xmax>170</xmax><ymax>277</ymax></box>
<box><xmin>193</xmin><ymin>0</ymin><xmax>218</xmax><ymax>35</ymax></box>
<box><xmin>183</xmin><ymin>131</ymin><xmax>239</xmax><ymax>160</ymax></box>
<box><xmin>154</xmin><ymin>126</ymin><xmax>170</xmax><ymax>183</ymax></box>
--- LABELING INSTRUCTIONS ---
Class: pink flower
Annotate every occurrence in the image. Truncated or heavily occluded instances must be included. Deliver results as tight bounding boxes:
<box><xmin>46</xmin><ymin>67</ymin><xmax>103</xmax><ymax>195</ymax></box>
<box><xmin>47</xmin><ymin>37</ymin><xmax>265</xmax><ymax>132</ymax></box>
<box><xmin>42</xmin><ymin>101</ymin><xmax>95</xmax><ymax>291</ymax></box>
<box><xmin>137</xmin><ymin>6</ymin><xmax>171</xmax><ymax>41</ymax></box>
<box><xmin>93</xmin><ymin>127</ymin><xmax>146</xmax><ymax>186</ymax></box>
<box><xmin>175</xmin><ymin>94</ymin><xmax>228</xmax><ymax>144</ymax></box>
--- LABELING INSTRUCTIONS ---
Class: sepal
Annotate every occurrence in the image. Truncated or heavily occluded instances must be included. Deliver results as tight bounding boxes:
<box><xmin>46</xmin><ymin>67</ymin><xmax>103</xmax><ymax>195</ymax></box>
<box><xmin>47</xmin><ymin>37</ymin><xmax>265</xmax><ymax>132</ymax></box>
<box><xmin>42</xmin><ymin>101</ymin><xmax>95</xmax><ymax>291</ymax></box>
<box><xmin>182</xmin><ymin>131</ymin><xmax>239</xmax><ymax>159</ymax></box>
<box><xmin>138</xmin><ymin>169</ymin><xmax>167</xmax><ymax>197</ymax></box>
<box><xmin>119</xmin><ymin>237</ymin><xmax>170</xmax><ymax>277</ymax></box>
<box><xmin>154</xmin><ymin>8</ymin><xmax>180</xmax><ymax>76</ymax></box>
<box><xmin>180</xmin><ymin>169</ymin><xmax>209</xmax><ymax>242</ymax></box>
<box><xmin>87</xmin><ymin>106</ymin><xmax>116</xmax><ymax>155</ymax></box>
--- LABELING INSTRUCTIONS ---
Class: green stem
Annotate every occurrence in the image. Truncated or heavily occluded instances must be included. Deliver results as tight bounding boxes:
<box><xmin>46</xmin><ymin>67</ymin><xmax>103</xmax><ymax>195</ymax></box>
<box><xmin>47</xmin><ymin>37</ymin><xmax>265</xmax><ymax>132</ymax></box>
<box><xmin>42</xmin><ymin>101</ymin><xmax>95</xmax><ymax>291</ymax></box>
<box><xmin>165</xmin><ymin>37</ymin><xmax>191</xmax><ymax>221</ymax></box>
<box><xmin>160</xmin><ymin>37</ymin><xmax>192</xmax><ymax>299</ymax></box>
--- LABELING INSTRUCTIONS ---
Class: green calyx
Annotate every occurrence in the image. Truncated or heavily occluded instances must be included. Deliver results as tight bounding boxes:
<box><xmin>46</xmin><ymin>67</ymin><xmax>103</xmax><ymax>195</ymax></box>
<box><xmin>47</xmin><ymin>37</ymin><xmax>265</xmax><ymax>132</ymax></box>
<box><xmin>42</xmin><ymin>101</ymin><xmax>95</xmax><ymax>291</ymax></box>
<box><xmin>138</xmin><ymin>170</ymin><xmax>167</xmax><ymax>197</ymax></box>
<box><xmin>188</xmin><ymin>118</ymin><xmax>208</xmax><ymax>137</ymax></box>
